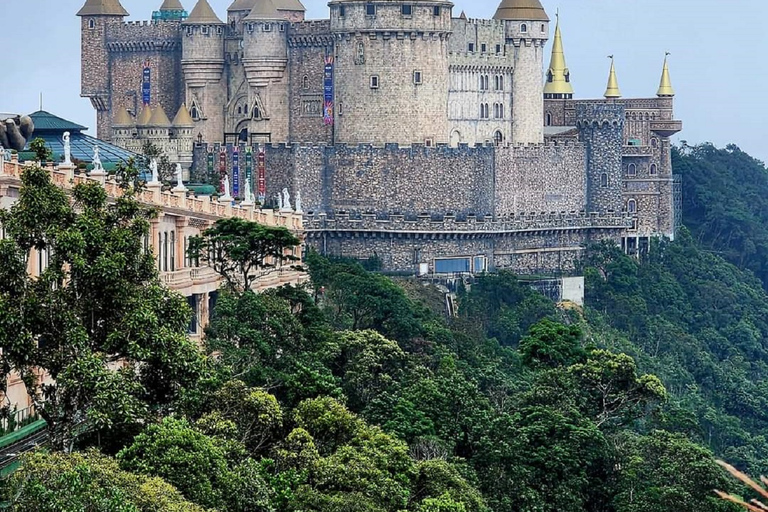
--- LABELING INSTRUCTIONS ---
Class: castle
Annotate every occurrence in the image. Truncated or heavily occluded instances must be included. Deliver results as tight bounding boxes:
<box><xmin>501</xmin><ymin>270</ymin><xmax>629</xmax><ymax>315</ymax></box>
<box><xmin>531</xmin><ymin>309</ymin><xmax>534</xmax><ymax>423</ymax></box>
<box><xmin>78</xmin><ymin>0</ymin><xmax>682</xmax><ymax>275</ymax></box>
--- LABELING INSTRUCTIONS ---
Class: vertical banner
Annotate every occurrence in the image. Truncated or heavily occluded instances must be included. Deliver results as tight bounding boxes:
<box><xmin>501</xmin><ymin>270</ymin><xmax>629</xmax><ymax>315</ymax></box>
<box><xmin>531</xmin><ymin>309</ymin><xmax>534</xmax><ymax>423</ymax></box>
<box><xmin>323</xmin><ymin>54</ymin><xmax>334</xmax><ymax>126</ymax></box>
<box><xmin>206</xmin><ymin>149</ymin><xmax>214</xmax><ymax>184</ymax></box>
<box><xmin>142</xmin><ymin>59</ymin><xmax>151</xmax><ymax>106</ymax></box>
<box><xmin>245</xmin><ymin>147</ymin><xmax>253</xmax><ymax>198</ymax></box>
<box><xmin>232</xmin><ymin>146</ymin><xmax>240</xmax><ymax>198</ymax></box>
<box><xmin>219</xmin><ymin>148</ymin><xmax>227</xmax><ymax>194</ymax></box>
<box><xmin>257</xmin><ymin>150</ymin><xmax>266</xmax><ymax>204</ymax></box>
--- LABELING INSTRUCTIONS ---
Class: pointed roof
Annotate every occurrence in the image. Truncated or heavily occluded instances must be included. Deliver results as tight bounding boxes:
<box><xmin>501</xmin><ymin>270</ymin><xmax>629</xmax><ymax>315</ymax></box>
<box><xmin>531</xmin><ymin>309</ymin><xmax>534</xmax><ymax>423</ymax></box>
<box><xmin>183</xmin><ymin>0</ymin><xmax>225</xmax><ymax>24</ymax></box>
<box><xmin>159</xmin><ymin>0</ymin><xmax>185</xmax><ymax>10</ymax></box>
<box><xmin>228</xmin><ymin>0</ymin><xmax>257</xmax><ymax>11</ymax></box>
<box><xmin>172</xmin><ymin>105</ymin><xmax>195</xmax><ymax>127</ymax></box>
<box><xmin>113</xmin><ymin>106</ymin><xmax>134</xmax><ymax>127</ymax></box>
<box><xmin>28</xmin><ymin>111</ymin><xmax>88</xmax><ymax>132</ymax></box>
<box><xmin>493</xmin><ymin>0</ymin><xmax>549</xmax><ymax>21</ymax></box>
<box><xmin>657</xmin><ymin>53</ymin><xmax>675</xmax><ymax>97</ymax></box>
<box><xmin>276</xmin><ymin>0</ymin><xmax>305</xmax><ymax>12</ymax></box>
<box><xmin>604</xmin><ymin>56</ymin><xmax>621</xmax><ymax>99</ymax></box>
<box><xmin>245</xmin><ymin>0</ymin><xmax>280</xmax><ymax>20</ymax></box>
<box><xmin>137</xmin><ymin>104</ymin><xmax>154</xmax><ymax>126</ymax></box>
<box><xmin>459</xmin><ymin>10</ymin><xmax>467</xmax><ymax>20</ymax></box>
<box><xmin>148</xmin><ymin>106</ymin><xmax>172</xmax><ymax>127</ymax></box>
<box><xmin>543</xmin><ymin>14</ymin><xmax>573</xmax><ymax>98</ymax></box>
<box><xmin>77</xmin><ymin>0</ymin><xmax>129</xmax><ymax>16</ymax></box>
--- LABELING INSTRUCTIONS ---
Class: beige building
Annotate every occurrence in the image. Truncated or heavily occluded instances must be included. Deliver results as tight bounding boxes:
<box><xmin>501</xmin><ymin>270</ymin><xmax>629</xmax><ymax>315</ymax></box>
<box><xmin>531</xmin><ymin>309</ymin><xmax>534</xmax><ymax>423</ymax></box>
<box><xmin>0</xmin><ymin>153</ymin><xmax>305</xmax><ymax>418</ymax></box>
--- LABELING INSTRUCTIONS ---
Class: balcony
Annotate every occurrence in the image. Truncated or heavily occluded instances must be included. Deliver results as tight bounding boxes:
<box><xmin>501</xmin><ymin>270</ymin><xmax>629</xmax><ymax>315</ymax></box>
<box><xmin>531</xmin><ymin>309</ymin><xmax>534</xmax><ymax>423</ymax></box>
<box><xmin>650</xmin><ymin>120</ymin><xmax>683</xmax><ymax>137</ymax></box>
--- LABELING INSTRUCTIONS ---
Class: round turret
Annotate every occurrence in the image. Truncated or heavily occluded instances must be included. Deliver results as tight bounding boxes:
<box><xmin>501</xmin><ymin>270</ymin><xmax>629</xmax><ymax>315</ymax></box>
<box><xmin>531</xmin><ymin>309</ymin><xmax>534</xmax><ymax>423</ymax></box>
<box><xmin>494</xmin><ymin>0</ymin><xmax>549</xmax><ymax>144</ymax></box>
<box><xmin>329</xmin><ymin>0</ymin><xmax>453</xmax><ymax>144</ymax></box>
<box><xmin>181</xmin><ymin>0</ymin><xmax>225</xmax><ymax>87</ymax></box>
<box><xmin>242</xmin><ymin>0</ymin><xmax>288</xmax><ymax>88</ymax></box>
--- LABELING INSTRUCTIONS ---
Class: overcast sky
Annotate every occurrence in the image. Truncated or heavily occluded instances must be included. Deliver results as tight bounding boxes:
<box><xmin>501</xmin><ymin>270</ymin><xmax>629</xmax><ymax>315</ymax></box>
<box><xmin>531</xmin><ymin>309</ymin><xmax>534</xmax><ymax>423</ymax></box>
<box><xmin>0</xmin><ymin>0</ymin><xmax>764</xmax><ymax>160</ymax></box>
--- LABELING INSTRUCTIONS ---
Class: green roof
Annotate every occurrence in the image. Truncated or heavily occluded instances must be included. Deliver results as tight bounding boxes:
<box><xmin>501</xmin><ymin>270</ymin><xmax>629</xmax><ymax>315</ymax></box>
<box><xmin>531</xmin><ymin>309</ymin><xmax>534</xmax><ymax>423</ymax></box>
<box><xmin>29</xmin><ymin>110</ymin><xmax>88</xmax><ymax>132</ymax></box>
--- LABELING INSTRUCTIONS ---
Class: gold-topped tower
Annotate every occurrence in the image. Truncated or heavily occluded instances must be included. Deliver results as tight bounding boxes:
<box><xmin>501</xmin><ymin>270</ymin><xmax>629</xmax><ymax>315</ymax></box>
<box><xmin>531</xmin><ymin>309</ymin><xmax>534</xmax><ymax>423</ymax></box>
<box><xmin>657</xmin><ymin>52</ymin><xmax>675</xmax><ymax>97</ymax></box>
<box><xmin>543</xmin><ymin>12</ymin><xmax>573</xmax><ymax>99</ymax></box>
<box><xmin>493</xmin><ymin>0</ymin><xmax>549</xmax><ymax>20</ymax></box>
<box><xmin>604</xmin><ymin>56</ymin><xmax>622</xmax><ymax>99</ymax></box>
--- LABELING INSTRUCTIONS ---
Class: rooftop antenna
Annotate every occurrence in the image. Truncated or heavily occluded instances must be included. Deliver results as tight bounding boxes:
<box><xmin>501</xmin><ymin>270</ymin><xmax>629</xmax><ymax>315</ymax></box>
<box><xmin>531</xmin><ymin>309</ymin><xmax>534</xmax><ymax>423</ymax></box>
<box><xmin>39</xmin><ymin>92</ymin><xmax>43</xmax><ymax>111</ymax></box>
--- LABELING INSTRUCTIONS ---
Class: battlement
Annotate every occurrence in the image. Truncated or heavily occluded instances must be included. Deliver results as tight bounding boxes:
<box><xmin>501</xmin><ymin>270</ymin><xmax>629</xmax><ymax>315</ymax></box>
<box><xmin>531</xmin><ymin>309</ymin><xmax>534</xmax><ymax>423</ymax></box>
<box><xmin>109</xmin><ymin>20</ymin><xmax>182</xmax><ymax>42</ymax></box>
<box><xmin>575</xmin><ymin>102</ymin><xmax>626</xmax><ymax>126</ymax></box>
<box><xmin>304</xmin><ymin>210</ymin><xmax>633</xmax><ymax>234</ymax></box>
<box><xmin>455</xmin><ymin>17</ymin><xmax>506</xmax><ymax>28</ymax></box>
<box><xmin>289</xmin><ymin>20</ymin><xmax>331</xmax><ymax>34</ymax></box>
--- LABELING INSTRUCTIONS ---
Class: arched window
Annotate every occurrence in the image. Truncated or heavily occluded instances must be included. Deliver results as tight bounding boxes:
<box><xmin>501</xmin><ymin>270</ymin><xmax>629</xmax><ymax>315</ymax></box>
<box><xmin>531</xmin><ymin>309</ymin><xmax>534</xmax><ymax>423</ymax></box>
<box><xmin>303</xmin><ymin>76</ymin><xmax>309</xmax><ymax>89</ymax></box>
<box><xmin>480</xmin><ymin>75</ymin><xmax>489</xmax><ymax>91</ymax></box>
<box><xmin>253</xmin><ymin>106</ymin><xmax>261</xmax><ymax>119</ymax></box>
<box><xmin>600</xmin><ymin>173</ymin><xmax>608</xmax><ymax>187</ymax></box>
<box><xmin>494</xmin><ymin>130</ymin><xmax>503</xmax><ymax>145</ymax></box>
<box><xmin>520</xmin><ymin>23</ymin><xmax>527</xmax><ymax>33</ymax></box>
<box><xmin>650</xmin><ymin>164</ymin><xmax>658</xmax><ymax>175</ymax></box>
<box><xmin>627</xmin><ymin>199</ymin><xmax>637</xmax><ymax>214</ymax></box>
<box><xmin>163</xmin><ymin>232</ymin><xmax>168</xmax><ymax>272</ymax></box>
<box><xmin>191</xmin><ymin>106</ymin><xmax>199</xmax><ymax>120</ymax></box>
<box><xmin>651</xmin><ymin>138</ymin><xmax>659</xmax><ymax>148</ymax></box>
<box><xmin>627</xmin><ymin>163</ymin><xmax>636</xmax><ymax>176</ymax></box>
<box><xmin>170</xmin><ymin>231</ymin><xmax>175</xmax><ymax>272</ymax></box>
<box><xmin>88</xmin><ymin>19</ymin><xmax>95</xmax><ymax>29</ymax></box>
<box><xmin>237</xmin><ymin>106</ymin><xmax>242</xmax><ymax>114</ymax></box>
<box><xmin>545</xmin><ymin>112</ymin><xmax>552</xmax><ymax>126</ymax></box>
<box><xmin>547</xmin><ymin>70</ymin><xmax>553</xmax><ymax>83</ymax></box>
<box><xmin>495</xmin><ymin>75</ymin><xmax>503</xmax><ymax>91</ymax></box>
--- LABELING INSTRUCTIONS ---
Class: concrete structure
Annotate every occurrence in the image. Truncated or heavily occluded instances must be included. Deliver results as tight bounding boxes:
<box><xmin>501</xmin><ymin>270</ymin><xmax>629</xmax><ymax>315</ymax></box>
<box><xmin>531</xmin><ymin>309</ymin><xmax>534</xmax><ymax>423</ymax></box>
<box><xmin>80</xmin><ymin>0</ymin><xmax>682</xmax><ymax>275</ymax></box>
<box><xmin>0</xmin><ymin>153</ymin><xmax>305</xmax><ymax>415</ymax></box>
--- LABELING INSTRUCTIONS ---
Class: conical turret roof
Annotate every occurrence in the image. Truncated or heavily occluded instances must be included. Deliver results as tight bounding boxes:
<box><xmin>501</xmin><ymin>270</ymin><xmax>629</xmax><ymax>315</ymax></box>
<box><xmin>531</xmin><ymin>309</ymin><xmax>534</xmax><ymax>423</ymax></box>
<box><xmin>245</xmin><ymin>0</ymin><xmax>280</xmax><ymax>20</ymax></box>
<box><xmin>543</xmin><ymin>14</ymin><xmax>573</xmax><ymax>98</ymax></box>
<box><xmin>493</xmin><ymin>0</ymin><xmax>549</xmax><ymax>21</ymax></box>
<box><xmin>148</xmin><ymin>106</ymin><xmax>172</xmax><ymax>127</ymax></box>
<box><xmin>137</xmin><ymin>105</ymin><xmax>153</xmax><ymax>126</ymax></box>
<box><xmin>159</xmin><ymin>0</ymin><xmax>185</xmax><ymax>10</ymax></box>
<box><xmin>113</xmin><ymin>106</ymin><xmax>134</xmax><ymax>127</ymax></box>
<box><xmin>172</xmin><ymin>105</ymin><xmax>195</xmax><ymax>127</ymax></box>
<box><xmin>228</xmin><ymin>0</ymin><xmax>257</xmax><ymax>11</ymax></box>
<box><xmin>657</xmin><ymin>53</ymin><xmax>675</xmax><ymax>97</ymax></box>
<box><xmin>77</xmin><ymin>0</ymin><xmax>129</xmax><ymax>16</ymax></box>
<box><xmin>183</xmin><ymin>0</ymin><xmax>225</xmax><ymax>24</ymax></box>
<box><xmin>276</xmin><ymin>0</ymin><xmax>305</xmax><ymax>12</ymax></box>
<box><xmin>604</xmin><ymin>56</ymin><xmax>622</xmax><ymax>99</ymax></box>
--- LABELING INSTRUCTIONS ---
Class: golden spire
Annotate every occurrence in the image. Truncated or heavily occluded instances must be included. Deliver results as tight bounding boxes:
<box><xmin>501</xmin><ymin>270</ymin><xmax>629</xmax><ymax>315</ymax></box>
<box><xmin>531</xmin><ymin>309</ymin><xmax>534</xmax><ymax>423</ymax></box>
<box><xmin>543</xmin><ymin>11</ymin><xmax>573</xmax><ymax>99</ymax></box>
<box><xmin>172</xmin><ymin>104</ymin><xmax>195</xmax><ymax>127</ymax></box>
<box><xmin>657</xmin><ymin>52</ymin><xmax>675</xmax><ymax>97</ymax></box>
<box><xmin>137</xmin><ymin>104</ymin><xmax>153</xmax><ymax>126</ymax></box>
<box><xmin>604</xmin><ymin>55</ymin><xmax>621</xmax><ymax>99</ymax></box>
<box><xmin>113</xmin><ymin>106</ymin><xmax>134</xmax><ymax>127</ymax></box>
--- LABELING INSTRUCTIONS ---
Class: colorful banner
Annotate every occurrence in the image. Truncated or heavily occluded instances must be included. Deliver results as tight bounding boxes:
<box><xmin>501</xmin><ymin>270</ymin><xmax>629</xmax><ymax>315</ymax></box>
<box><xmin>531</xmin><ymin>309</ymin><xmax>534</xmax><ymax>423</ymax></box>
<box><xmin>232</xmin><ymin>146</ymin><xmax>240</xmax><ymax>198</ymax></box>
<box><xmin>219</xmin><ymin>148</ymin><xmax>227</xmax><ymax>195</ymax></box>
<box><xmin>207</xmin><ymin>149</ymin><xmax>214</xmax><ymax>185</ymax></box>
<box><xmin>142</xmin><ymin>59</ymin><xmax>151</xmax><ymax>106</ymax></box>
<box><xmin>257</xmin><ymin>150</ymin><xmax>266</xmax><ymax>204</ymax></box>
<box><xmin>245</xmin><ymin>147</ymin><xmax>253</xmax><ymax>198</ymax></box>
<box><xmin>323</xmin><ymin>54</ymin><xmax>334</xmax><ymax>126</ymax></box>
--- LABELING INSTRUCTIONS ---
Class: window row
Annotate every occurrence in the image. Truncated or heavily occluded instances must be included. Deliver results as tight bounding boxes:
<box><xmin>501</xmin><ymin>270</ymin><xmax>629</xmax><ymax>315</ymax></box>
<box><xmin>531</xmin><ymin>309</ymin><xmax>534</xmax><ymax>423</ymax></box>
<box><xmin>479</xmin><ymin>103</ymin><xmax>505</xmax><ymax>119</ymax></box>
<box><xmin>626</xmin><ymin>163</ymin><xmax>658</xmax><ymax>176</ymax></box>
<box><xmin>340</xmin><ymin>4</ymin><xmax>442</xmax><ymax>17</ymax></box>
<box><xmin>368</xmin><ymin>71</ymin><xmax>423</xmax><ymax>89</ymax></box>
<box><xmin>478</xmin><ymin>75</ymin><xmax>505</xmax><ymax>91</ymax></box>
<box><xmin>468</xmin><ymin>43</ymin><xmax>503</xmax><ymax>55</ymax></box>
<box><xmin>184</xmin><ymin>26</ymin><xmax>224</xmax><ymax>36</ymax></box>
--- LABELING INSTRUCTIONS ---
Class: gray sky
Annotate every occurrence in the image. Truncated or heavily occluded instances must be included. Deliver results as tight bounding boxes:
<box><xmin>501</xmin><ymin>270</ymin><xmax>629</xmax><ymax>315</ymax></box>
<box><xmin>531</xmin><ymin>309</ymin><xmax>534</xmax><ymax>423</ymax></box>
<box><xmin>0</xmin><ymin>0</ymin><xmax>762</xmax><ymax>160</ymax></box>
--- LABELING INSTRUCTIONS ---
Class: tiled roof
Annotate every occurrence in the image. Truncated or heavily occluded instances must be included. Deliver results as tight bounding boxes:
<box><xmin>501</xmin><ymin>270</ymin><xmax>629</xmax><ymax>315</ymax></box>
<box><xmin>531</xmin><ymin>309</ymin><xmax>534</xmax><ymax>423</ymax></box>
<box><xmin>29</xmin><ymin>111</ymin><xmax>87</xmax><ymax>132</ymax></box>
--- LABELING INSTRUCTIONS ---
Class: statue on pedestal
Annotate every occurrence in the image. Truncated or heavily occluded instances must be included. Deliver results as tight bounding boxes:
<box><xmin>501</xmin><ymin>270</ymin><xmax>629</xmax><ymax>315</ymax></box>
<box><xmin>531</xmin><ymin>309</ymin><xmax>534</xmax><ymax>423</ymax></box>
<box><xmin>149</xmin><ymin>158</ymin><xmax>159</xmax><ymax>184</ymax></box>
<box><xmin>282</xmin><ymin>188</ymin><xmax>291</xmax><ymax>210</ymax></box>
<box><xmin>295</xmin><ymin>190</ymin><xmax>302</xmax><ymax>213</ymax></box>
<box><xmin>62</xmin><ymin>131</ymin><xmax>72</xmax><ymax>165</ymax></box>
<box><xmin>91</xmin><ymin>145</ymin><xmax>104</xmax><ymax>174</ymax></box>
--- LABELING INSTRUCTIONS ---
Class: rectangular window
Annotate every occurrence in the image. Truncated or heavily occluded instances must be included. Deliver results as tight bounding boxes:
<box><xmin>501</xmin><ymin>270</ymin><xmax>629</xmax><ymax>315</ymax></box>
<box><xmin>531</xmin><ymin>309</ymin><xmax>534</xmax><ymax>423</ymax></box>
<box><xmin>247</xmin><ymin>23</ymin><xmax>254</xmax><ymax>32</ymax></box>
<box><xmin>201</xmin><ymin>26</ymin><xmax>209</xmax><ymax>35</ymax></box>
<box><xmin>468</xmin><ymin>43</ymin><xmax>475</xmax><ymax>53</ymax></box>
<box><xmin>496</xmin><ymin>44</ymin><xmax>501</xmax><ymax>54</ymax></box>
<box><xmin>339</xmin><ymin>5</ymin><xmax>346</xmax><ymax>17</ymax></box>
<box><xmin>413</xmin><ymin>70</ymin><xmax>422</xmax><ymax>85</ymax></box>
<box><xmin>279</xmin><ymin>23</ymin><xmax>285</xmax><ymax>32</ymax></box>
<box><xmin>433</xmin><ymin>5</ymin><xmax>440</xmax><ymax>16</ymax></box>
<box><xmin>473</xmin><ymin>256</ymin><xmax>486</xmax><ymax>273</ymax></box>
<box><xmin>217</xmin><ymin>26</ymin><xmax>223</xmax><ymax>34</ymax></box>
<box><xmin>481</xmin><ymin>43</ymin><xmax>487</xmax><ymax>53</ymax></box>
<box><xmin>370</xmin><ymin>75</ymin><xmax>379</xmax><ymax>89</ymax></box>
<box><xmin>424</xmin><ymin>138</ymin><xmax>434</xmax><ymax>147</ymax></box>
<box><xmin>434</xmin><ymin>257</ymin><xmax>471</xmax><ymax>274</ymax></box>
<box><xmin>401</xmin><ymin>4</ymin><xmax>412</xmax><ymax>16</ymax></box>
<box><xmin>366</xmin><ymin>3</ymin><xmax>376</xmax><ymax>16</ymax></box>
<box><xmin>338</xmin><ymin>101</ymin><xmax>343</xmax><ymax>115</ymax></box>
<box><xmin>263</xmin><ymin>23</ymin><xmax>272</xmax><ymax>32</ymax></box>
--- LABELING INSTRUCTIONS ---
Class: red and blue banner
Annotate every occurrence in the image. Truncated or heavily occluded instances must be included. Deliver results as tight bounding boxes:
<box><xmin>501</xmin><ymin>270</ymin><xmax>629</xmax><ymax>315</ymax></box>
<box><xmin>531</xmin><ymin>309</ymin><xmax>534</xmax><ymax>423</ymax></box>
<box><xmin>142</xmin><ymin>59</ymin><xmax>151</xmax><ymax>106</ymax></box>
<box><xmin>232</xmin><ymin>146</ymin><xmax>240</xmax><ymax>197</ymax></box>
<box><xmin>219</xmin><ymin>148</ymin><xmax>227</xmax><ymax>195</ymax></box>
<box><xmin>245</xmin><ymin>147</ymin><xmax>253</xmax><ymax>196</ymax></box>
<box><xmin>257</xmin><ymin>150</ymin><xmax>266</xmax><ymax>204</ymax></box>
<box><xmin>323</xmin><ymin>54</ymin><xmax>334</xmax><ymax>126</ymax></box>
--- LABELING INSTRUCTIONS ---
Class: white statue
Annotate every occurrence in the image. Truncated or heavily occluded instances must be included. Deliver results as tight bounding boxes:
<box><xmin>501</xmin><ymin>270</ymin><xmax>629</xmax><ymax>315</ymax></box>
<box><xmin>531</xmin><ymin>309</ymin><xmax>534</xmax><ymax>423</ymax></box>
<box><xmin>91</xmin><ymin>144</ymin><xmax>104</xmax><ymax>174</ymax></box>
<box><xmin>221</xmin><ymin>173</ymin><xmax>232</xmax><ymax>200</ymax></box>
<box><xmin>295</xmin><ymin>190</ymin><xmax>302</xmax><ymax>213</ymax></box>
<box><xmin>0</xmin><ymin>147</ymin><xmax>6</xmax><ymax>169</ymax></box>
<box><xmin>149</xmin><ymin>158</ymin><xmax>159</xmax><ymax>184</ymax></box>
<box><xmin>172</xmin><ymin>162</ymin><xmax>187</xmax><ymax>192</ymax></box>
<box><xmin>242</xmin><ymin>175</ymin><xmax>253</xmax><ymax>205</ymax></box>
<box><xmin>276</xmin><ymin>192</ymin><xmax>283</xmax><ymax>209</ymax></box>
<box><xmin>282</xmin><ymin>188</ymin><xmax>291</xmax><ymax>210</ymax></box>
<box><xmin>62</xmin><ymin>132</ymin><xmax>72</xmax><ymax>165</ymax></box>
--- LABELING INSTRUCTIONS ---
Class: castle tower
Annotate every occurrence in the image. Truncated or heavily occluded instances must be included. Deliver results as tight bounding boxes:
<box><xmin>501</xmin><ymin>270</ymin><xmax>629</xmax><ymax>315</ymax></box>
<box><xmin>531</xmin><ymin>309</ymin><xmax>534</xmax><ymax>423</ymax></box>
<box><xmin>111</xmin><ymin>106</ymin><xmax>135</xmax><ymax>148</ymax></box>
<box><xmin>543</xmin><ymin>13</ymin><xmax>572</xmax><ymax>100</ymax></box>
<box><xmin>147</xmin><ymin>106</ymin><xmax>173</xmax><ymax>143</ymax></box>
<box><xmin>577</xmin><ymin>103</ymin><xmax>625</xmax><ymax>214</ymax></box>
<box><xmin>172</xmin><ymin>105</ymin><xmax>195</xmax><ymax>172</ymax></box>
<box><xmin>330</xmin><ymin>0</ymin><xmax>453</xmax><ymax>145</ymax></box>
<box><xmin>227</xmin><ymin>0</ymin><xmax>257</xmax><ymax>28</ymax></box>
<box><xmin>242</xmin><ymin>0</ymin><xmax>290</xmax><ymax>142</ymax></box>
<box><xmin>77</xmin><ymin>0</ymin><xmax>129</xmax><ymax>141</ymax></box>
<box><xmin>657</xmin><ymin>53</ymin><xmax>675</xmax><ymax>97</ymax></box>
<box><xmin>182</xmin><ymin>0</ymin><xmax>226</xmax><ymax>143</ymax></box>
<box><xmin>494</xmin><ymin>0</ymin><xmax>549</xmax><ymax>144</ymax></box>
<box><xmin>154</xmin><ymin>0</ymin><xmax>188</xmax><ymax>20</ymax></box>
<box><xmin>604</xmin><ymin>56</ymin><xmax>622</xmax><ymax>99</ymax></box>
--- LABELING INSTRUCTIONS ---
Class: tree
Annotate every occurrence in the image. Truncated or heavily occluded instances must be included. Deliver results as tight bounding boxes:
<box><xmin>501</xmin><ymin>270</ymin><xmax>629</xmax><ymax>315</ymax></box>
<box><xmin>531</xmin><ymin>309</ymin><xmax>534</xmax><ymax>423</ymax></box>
<box><xmin>28</xmin><ymin>136</ymin><xmax>52</xmax><ymax>163</ymax></box>
<box><xmin>140</xmin><ymin>140</ymin><xmax>175</xmax><ymax>184</ymax></box>
<box><xmin>0</xmin><ymin>166</ymin><xmax>204</xmax><ymax>451</ymax></box>
<box><xmin>519</xmin><ymin>319</ymin><xmax>586</xmax><ymax>369</ymax></box>
<box><xmin>187</xmin><ymin>217</ymin><xmax>301</xmax><ymax>292</ymax></box>
<box><xmin>4</xmin><ymin>450</ymin><xmax>207</xmax><ymax>512</ymax></box>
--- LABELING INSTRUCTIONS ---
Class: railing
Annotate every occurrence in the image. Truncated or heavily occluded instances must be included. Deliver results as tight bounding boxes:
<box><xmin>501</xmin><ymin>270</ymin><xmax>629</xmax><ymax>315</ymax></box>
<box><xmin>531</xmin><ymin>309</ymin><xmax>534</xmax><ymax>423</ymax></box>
<box><xmin>0</xmin><ymin>405</ymin><xmax>38</xmax><ymax>436</ymax></box>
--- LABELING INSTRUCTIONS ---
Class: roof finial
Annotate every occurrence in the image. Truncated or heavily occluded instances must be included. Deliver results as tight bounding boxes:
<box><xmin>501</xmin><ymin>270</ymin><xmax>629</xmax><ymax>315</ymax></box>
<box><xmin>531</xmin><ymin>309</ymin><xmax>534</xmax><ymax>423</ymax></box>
<box><xmin>657</xmin><ymin>52</ymin><xmax>675</xmax><ymax>97</ymax></box>
<box><xmin>604</xmin><ymin>55</ymin><xmax>621</xmax><ymax>99</ymax></box>
<box><xmin>543</xmin><ymin>11</ymin><xmax>573</xmax><ymax>99</ymax></box>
